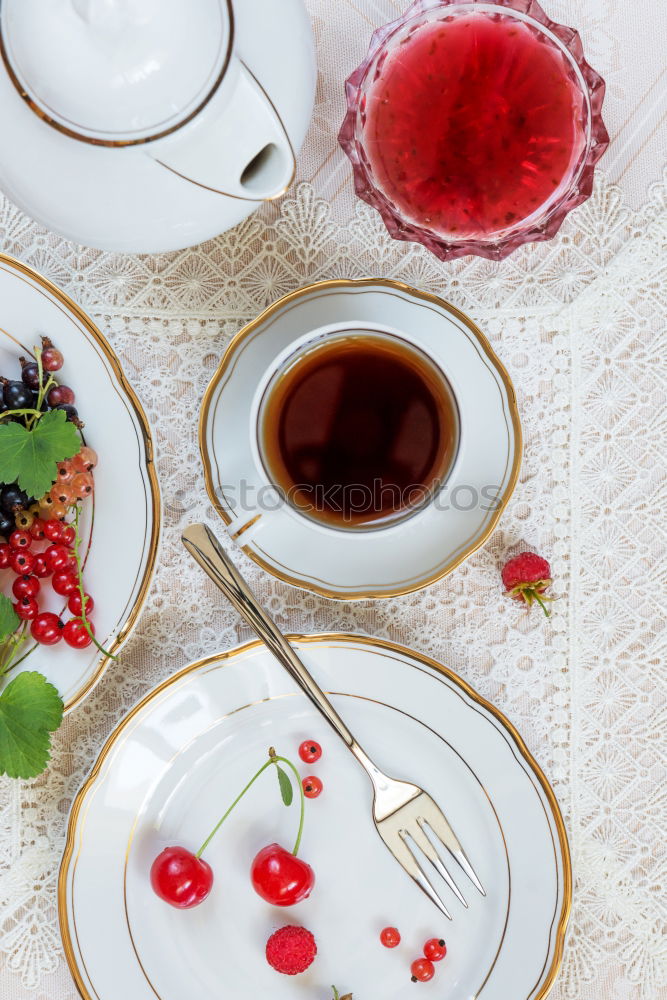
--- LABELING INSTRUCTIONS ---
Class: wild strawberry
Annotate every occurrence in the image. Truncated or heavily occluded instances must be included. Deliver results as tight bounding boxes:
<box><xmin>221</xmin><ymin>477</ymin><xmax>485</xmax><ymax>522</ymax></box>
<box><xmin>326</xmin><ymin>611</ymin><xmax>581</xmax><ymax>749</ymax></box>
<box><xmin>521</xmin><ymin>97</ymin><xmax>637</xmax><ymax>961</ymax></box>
<box><xmin>501</xmin><ymin>551</ymin><xmax>552</xmax><ymax>616</ymax></box>
<box><xmin>265</xmin><ymin>925</ymin><xmax>317</xmax><ymax>975</ymax></box>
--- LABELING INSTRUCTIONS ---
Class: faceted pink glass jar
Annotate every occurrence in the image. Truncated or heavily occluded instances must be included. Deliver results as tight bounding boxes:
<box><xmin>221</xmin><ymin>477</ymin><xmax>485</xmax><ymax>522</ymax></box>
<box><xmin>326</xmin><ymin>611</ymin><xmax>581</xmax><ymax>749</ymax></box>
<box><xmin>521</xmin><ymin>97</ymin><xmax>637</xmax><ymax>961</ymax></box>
<box><xmin>339</xmin><ymin>0</ymin><xmax>609</xmax><ymax>261</ymax></box>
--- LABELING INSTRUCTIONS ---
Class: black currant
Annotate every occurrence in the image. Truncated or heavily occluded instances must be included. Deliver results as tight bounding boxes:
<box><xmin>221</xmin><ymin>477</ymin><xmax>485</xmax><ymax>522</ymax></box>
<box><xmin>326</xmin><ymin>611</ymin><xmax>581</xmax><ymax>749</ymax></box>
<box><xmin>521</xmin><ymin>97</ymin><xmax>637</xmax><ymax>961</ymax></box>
<box><xmin>47</xmin><ymin>385</ymin><xmax>75</xmax><ymax>407</ymax></box>
<box><xmin>21</xmin><ymin>359</ymin><xmax>41</xmax><ymax>390</ymax></box>
<box><xmin>55</xmin><ymin>403</ymin><xmax>78</xmax><ymax>422</ymax></box>
<box><xmin>0</xmin><ymin>513</ymin><xmax>14</xmax><ymax>538</ymax></box>
<box><xmin>3</xmin><ymin>380</ymin><xmax>33</xmax><ymax>409</ymax></box>
<box><xmin>0</xmin><ymin>483</ymin><xmax>28</xmax><ymax>514</ymax></box>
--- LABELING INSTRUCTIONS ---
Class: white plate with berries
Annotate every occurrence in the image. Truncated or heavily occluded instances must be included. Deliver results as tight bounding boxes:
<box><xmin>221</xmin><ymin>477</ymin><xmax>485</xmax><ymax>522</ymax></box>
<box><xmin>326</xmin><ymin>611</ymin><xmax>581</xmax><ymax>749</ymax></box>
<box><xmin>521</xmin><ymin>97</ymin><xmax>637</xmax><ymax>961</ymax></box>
<box><xmin>0</xmin><ymin>254</ymin><xmax>160</xmax><ymax>780</ymax></box>
<box><xmin>59</xmin><ymin>634</ymin><xmax>570</xmax><ymax>1000</ymax></box>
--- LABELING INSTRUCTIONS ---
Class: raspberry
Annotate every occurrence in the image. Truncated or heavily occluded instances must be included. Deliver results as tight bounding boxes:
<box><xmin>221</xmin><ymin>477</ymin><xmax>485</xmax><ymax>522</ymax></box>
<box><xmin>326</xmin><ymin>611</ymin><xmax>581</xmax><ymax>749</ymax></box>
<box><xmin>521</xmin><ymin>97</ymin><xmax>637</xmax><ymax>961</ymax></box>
<box><xmin>501</xmin><ymin>551</ymin><xmax>553</xmax><ymax>616</ymax></box>
<box><xmin>266</xmin><ymin>925</ymin><xmax>317</xmax><ymax>975</ymax></box>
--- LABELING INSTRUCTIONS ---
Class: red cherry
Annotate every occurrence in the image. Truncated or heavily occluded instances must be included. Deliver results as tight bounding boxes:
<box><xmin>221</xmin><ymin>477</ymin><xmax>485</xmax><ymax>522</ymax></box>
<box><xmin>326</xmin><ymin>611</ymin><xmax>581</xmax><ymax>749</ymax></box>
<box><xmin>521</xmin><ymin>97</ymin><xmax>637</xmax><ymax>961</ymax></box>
<box><xmin>32</xmin><ymin>553</ymin><xmax>51</xmax><ymax>578</ymax></box>
<box><xmin>29</xmin><ymin>518</ymin><xmax>48</xmax><ymax>541</ymax></box>
<box><xmin>12</xmin><ymin>575</ymin><xmax>40</xmax><ymax>599</ymax></box>
<box><xmin>411</xmin><ymin>958</ymin><xmax>435</xmax><ymax>983</ymax></box>
<box><xmin>45</xmin><ymin>543</ymin><xmax>72</xmax><ymax>572</ymax></box>
<box><xmin>250</xmin><ymin>843</ymin><xmax>315</xmax><ymax>906</ymax></box>
<box><xmin>43</xmin><ymin>519</ymin><xmax>65</xmax><ymax>543</ymax></box>
<box><xmin>303</xmin><ymin>776</ymin><xmax>323</xmax><ymax>799</ymax></box>
<box><xmin>62</xmin><ymin>617</ymin><xmax>94</xmax><ymax>649</ymax></box>
<box><xmin>68</xmin><ymin>591</ymin><xmax>94</xmax><ymax>616</ymax></box>
<box><xmin>61</xmin><ymin>524</ymin><xmax>76</xmax><ymax>547</ymax></box>
<box><xmin>298</xmin><ymin>740</ymin><xmax>322</xmax><ymax>764</ymax></box>
<box><xmin>423</xmin><ymin>938</ymin><xmax>447</xmax><ymax>962</ymax></box>
<box><xmin>0</xmin><ymin>543</ymin><xmax>12</xmax><ymax>568</ymax></box>
<box><xmin>31</xmin><ymin>612</ymin><xmax>63</xmax><ymax>645</ymax></box>
<box><xmin>10</xmin><ymin>549</ymin><xmax>35</xmax><ymax>575</ymax></box>
<box><xmin>150</xmin><ymin>847</ymin><xmax>213</xmax><ymax>909</ymax></box>
<box><xmin>380</xmin><ymin>926</ymin><xmax>401</xmax><ymax>948</ymax></box>
<box><xmin>52</xmin><ymin>570</ymin><xmax>79</xmax><ymax>596</ymax></box>
<box><xmin>9</xmin><ymin>529</ymin><xmax>31</xmax><ymax>550</ymax></box>
<box><xmin>14</xmin><ymin>596</ymin><xmax>39</xmax><ymax>621</ymax></box>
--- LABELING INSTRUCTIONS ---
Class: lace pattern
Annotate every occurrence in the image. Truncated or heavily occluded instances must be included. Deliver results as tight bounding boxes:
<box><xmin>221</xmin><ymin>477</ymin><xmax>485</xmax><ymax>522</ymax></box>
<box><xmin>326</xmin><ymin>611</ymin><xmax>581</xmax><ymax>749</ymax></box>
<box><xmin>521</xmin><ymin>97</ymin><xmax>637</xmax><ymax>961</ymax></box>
<box><xmin>0</xmin><ymin>0</ymin><xmax>665</xmax><ymax>989</ymax></box>
<box><xmin>0</xmin><ymin>171</ymin><xmax>664</xmax><ymax>999</ymax></box>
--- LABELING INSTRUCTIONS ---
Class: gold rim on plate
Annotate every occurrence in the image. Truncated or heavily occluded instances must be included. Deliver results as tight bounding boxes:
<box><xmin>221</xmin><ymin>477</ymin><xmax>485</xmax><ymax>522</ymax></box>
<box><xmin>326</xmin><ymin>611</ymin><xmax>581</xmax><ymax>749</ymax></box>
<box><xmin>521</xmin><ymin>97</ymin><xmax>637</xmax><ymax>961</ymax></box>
<box><xmin>199</xmin><ymin>278</ymin><xmax>523</xmax><ymax>600</ymax></box>
<box><xmin>0</xmin><ymin>252</ymin><xmax>161</xmax><ymax>712</ymax></box>
<box><xmin>58</xmin><ymin>633</ymin><xmax>571</xmax><ymax>1000</ymax></box>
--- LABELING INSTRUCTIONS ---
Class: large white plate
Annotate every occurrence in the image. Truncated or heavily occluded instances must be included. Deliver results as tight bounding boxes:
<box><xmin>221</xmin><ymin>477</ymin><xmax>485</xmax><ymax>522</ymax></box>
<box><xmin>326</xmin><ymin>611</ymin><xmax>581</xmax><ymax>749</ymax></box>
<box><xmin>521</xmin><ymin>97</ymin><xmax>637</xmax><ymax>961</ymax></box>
<box><xmin>200</xmin><ymin>279</ymin><xmax>522</xmax><ymax>600</ymax></box>
<box><xmin>59</xmin><ymin>634</ymin><xmax>570</xmax><ymax>1000</ymax></box>
<box><xmin>0</xmin><ymin>254</ymin><xmax>160</xmax><ymax>710</ymax></box>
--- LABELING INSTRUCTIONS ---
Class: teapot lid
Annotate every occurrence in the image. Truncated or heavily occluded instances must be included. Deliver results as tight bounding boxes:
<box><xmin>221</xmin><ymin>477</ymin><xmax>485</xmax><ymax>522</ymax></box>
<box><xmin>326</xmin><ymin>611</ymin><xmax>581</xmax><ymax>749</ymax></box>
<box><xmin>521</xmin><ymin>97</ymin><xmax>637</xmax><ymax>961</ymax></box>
<box><xmin>0</xmin><ymin>0</ymin><xmax>233</xmax><ymax>145</ymax></box>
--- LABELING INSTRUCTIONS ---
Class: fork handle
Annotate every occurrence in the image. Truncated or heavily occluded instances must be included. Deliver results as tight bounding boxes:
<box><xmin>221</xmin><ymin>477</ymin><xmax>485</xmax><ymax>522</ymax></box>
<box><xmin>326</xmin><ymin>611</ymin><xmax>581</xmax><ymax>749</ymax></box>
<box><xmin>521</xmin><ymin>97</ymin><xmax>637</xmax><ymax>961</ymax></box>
<box><xmin>182</xmin><ymin>523</ymin><xmax>360</xmax><ymax>750</ymax></box>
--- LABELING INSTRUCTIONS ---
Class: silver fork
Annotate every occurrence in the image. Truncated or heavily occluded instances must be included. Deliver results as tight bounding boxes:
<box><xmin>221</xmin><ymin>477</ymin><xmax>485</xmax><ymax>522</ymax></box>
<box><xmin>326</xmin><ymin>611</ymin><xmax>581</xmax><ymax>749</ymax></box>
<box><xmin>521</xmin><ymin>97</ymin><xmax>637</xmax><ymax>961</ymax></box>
<box><xmin>182</xmin><ymin>523</ymin><xmax>485</xmax><ymax>918</ymax></box>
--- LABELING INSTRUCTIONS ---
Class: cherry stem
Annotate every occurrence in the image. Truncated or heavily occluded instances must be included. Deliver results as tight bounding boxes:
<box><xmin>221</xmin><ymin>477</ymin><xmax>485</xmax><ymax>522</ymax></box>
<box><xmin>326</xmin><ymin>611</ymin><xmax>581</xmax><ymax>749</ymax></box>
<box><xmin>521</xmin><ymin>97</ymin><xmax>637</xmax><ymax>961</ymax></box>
<box><xmin>195</xmin><ymin>747</ymin><xmax>306</xmax><ymax>860</ymax></box>
<box><xmin>72</xmin><ymin>504</ymin><xmax>117</xmax><ymax>660</ymax></box>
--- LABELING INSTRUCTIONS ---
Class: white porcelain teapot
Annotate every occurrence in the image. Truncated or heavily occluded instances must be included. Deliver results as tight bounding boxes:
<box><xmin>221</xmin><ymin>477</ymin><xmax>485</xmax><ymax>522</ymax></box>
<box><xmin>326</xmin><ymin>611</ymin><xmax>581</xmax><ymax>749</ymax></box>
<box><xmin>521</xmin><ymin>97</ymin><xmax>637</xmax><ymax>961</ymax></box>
<box><xmin>0</xmin><ymin>0</ymin><xmax>316</xmax><ymax>251</ymax></box>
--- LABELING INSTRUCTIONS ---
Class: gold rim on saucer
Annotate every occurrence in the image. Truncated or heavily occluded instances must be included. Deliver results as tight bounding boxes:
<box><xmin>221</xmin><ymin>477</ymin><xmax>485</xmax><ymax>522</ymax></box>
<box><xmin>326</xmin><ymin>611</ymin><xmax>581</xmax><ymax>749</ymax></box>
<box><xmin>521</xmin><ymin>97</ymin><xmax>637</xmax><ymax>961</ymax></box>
<box><xmin>200</xmin><ymin>278</ymin><xmax>522</xmax><ymax>600</ymax></box>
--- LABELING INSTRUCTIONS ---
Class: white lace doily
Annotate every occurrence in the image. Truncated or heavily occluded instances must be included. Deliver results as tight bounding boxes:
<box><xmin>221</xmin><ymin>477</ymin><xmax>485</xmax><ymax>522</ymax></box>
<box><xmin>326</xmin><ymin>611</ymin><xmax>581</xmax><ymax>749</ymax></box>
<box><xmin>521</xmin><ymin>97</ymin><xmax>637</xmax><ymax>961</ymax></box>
<box><xmin>0</xmin><ymin>1</ymin><xmax>666</xmax><ymax>998</ymax></box>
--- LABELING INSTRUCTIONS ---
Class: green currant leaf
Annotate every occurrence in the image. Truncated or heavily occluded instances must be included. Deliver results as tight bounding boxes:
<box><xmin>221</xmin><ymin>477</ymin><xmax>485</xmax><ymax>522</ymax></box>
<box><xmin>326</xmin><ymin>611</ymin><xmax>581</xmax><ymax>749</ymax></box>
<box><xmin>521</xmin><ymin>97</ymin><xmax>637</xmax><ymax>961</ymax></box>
<box><xmin>0</xmin><ymin>594</ymin><xmax>19</xmax><ymax>644</ymax></box>
<box><xmin>275</xmin><ymin>764</ymin><xmax>293</xmax><ymax>806</ymax></box>
<box><xmin>0</xmin><ymin>409</ymin><xmax>79</xmax><ymax>500</ymax></box>
<box><xmin>0</xmin><ymin>671</ymin><xmax>64</xmax><ymax>779</ymax></box>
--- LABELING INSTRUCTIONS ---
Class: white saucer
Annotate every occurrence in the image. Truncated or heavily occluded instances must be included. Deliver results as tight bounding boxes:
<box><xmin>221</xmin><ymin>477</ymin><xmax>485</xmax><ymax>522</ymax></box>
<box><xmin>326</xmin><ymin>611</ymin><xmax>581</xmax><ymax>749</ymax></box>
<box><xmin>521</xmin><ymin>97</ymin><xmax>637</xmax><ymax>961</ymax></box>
<box><xmin>59</xmin><ymin>634</ymin><xmax>570</xmax><ymax>1000</ymax></box>
<box><xmin>200</xmin><ymin>279</ymin><xmax>521</xmax><ymax>600</ymax></box>
<box><xmin>0</xmin><ymin>254</ymin><xmax>160</xmax><ymax>710</ymax></box>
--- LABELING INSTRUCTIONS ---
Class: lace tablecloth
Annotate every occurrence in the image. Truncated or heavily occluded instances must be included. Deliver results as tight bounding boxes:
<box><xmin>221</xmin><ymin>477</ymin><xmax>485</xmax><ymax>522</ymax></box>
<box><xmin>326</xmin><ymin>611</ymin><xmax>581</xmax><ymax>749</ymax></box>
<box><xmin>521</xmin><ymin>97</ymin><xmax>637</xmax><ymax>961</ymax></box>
<box><xmin>0</xmin><ymin>1</ymin><xmax>665</xmax><ymax>998</ymax></box>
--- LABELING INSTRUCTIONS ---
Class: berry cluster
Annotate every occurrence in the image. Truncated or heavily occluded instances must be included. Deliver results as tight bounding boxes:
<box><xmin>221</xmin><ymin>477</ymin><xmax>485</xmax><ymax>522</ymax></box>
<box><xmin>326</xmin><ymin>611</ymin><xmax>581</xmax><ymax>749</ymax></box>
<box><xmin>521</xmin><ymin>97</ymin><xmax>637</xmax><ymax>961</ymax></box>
<box><xmin>299</xmin><ymin>738</ymin><xmax>324</xmax><ymax>799</ymax></box>
<box><xmin>380</xmin><ymin>927</ymin><xmax>448</xmax><ymax>983</ymax></box>
<box><xmin>0</xmin><ymin>336</ymin><xmax>99</xmax><ymax>651</ymax></box>
<box><xmin>0</xmin><ymin>498</ymin><xmax>97</xmax><ymax>647</ymax></box>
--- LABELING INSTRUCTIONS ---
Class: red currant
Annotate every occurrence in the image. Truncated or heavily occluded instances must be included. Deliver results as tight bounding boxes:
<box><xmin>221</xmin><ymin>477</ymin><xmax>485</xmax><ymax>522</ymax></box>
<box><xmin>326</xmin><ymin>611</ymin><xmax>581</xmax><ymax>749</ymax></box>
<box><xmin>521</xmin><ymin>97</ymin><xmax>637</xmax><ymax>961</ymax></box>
<box><xmin>423</xmin><ymin>939</ymin><xmax>447</xmax><ymax>962</ymax></box>
<box><xmin>32</xmin><ymin>553</ymin><xmax>51</xmax><ymax>578</ymax></box>
<box><xmin>9</xmin><ymin>529</ymin><xmax>32</xmax><ymax>550</ymax></box>
<box><xmin>52</xmin><ymin>570</ymin><xmax>79</xmax><ymax>596</ymax></box>
<box><xmin>0</xmin><ymin>543</ymin><xmax>11</xmax><ymax>568</ymax></box>
<box><xmin>29</xmin><ymin>518</ymin><xmax>48</xmax><ymax>541</ymax></box>
<box><xmin>56</xmin><ymin>461</ymin><xmax>73</xmax><ymax>484</ymax></box>
<box><xmin>411</xmin><ymin>958</ymin><xmax>435</xmax><ymax>983</ymax></box>
<box><xmin>14</xmin><ymin>596</ymin><xmax>39</xmax><ymax>621</ymax></box>
<box><xmin>150</xmin><ymin>847</ymin><xmax>213</xmax><ymax>909</ymax></box>
<box><xmin>10</xmin><ymin>549</ymin><xmax>35</xmax><ymax>575</ymax></box>
<box><xmin>43</xmin><ymin>519</ymin><xmax>65</xmax><ymax>543</ymax></box>
<box><xmin>50</xmin><ymin>483</ymin><xmax>74</xmax><ymax>506</ymax></box>
<box><xmin>62</xmin><ymin>617</ymin><xmax>94</xmax><ymax>649</ymax></box>
<box><xmin>71</xmin><ymin>473</ymin><xmax>94</xmax><ymax>500</ymax></box>
<box><xmin>42</xmin><ymin>345</ymin><xmax>64</xmax><ymax>371</ymax></box>
<box><xmin>303</xmin><ymin>776</ymin><xmax>323</xmax><ymax>799</ymax></box>
<box><xmin>14</xmin><ymin>510</ymin><xmax>34</xmax><ymax>531</ymax></box>
<box><xmin>68</xmin><ymin>591</ymin><xmax>94</xmax><ymax>616</ymax></box>
<box><xmin>45</xmin><ymin>544</ymin><xmax>72</xmax><ymax>572</ymax></box>
<box><xmin>380</xmin><ymin>927</ymin><xmax>401</xmax><ymax>948</ymax></box>
<box><xmin>12</xmin><ymin>575</ymin><xmax>40</xmax><ymax>599</ymax></box>
<box><xmin>61</xmin><ymin>524</ymin><xmax>76</xmax><ymax>547</ymax></box>
<box><xmin>298</xmin><ymin>740</ymin><xmax>322</xmax><ymax>763</ymax></box>
<box><xmin>76</xmin><ymin>446</ymin><xmax>98</xmax><ymax>472</ymax></box>
<box><xmin>250</xmin><ymin>843</ymin><xmax>315</xmax><ymax>906</ymax></box>
<box><xmin>31</xmin><ymin>612</ymin><xmax>63</xmax><ymax>645</ymax></box>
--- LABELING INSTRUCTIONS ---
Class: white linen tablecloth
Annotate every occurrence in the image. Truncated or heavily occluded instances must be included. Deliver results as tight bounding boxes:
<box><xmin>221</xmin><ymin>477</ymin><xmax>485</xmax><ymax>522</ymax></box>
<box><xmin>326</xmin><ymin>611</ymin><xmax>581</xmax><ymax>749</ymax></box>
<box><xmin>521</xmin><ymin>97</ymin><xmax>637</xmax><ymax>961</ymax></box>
<box><xmin>0</xmin><ymin>1</ymin><xmax>665</xmax><ymax>997</ymax></box>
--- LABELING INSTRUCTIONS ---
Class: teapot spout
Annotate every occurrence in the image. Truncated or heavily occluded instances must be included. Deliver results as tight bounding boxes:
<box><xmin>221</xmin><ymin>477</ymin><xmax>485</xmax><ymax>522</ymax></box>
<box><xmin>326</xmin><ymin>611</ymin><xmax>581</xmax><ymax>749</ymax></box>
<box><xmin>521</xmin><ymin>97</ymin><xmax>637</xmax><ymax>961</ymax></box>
<box><xmin>150</xmin><ymin>59</ymin><xmax>295</xmax><ymax>202</ymax></box>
